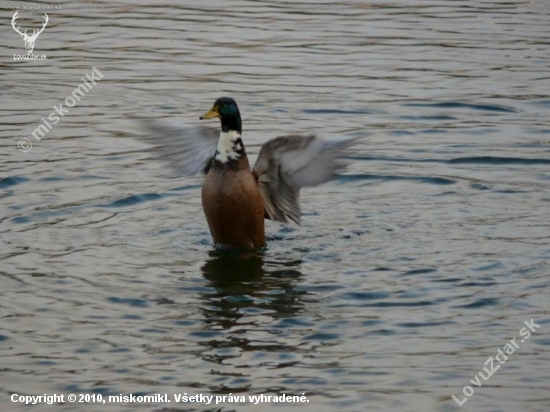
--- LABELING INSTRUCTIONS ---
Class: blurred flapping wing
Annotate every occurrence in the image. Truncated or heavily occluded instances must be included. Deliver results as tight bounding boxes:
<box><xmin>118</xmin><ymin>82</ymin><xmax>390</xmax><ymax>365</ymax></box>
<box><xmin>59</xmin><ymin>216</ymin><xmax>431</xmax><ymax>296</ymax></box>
<box><xmin>138</xmin><ymin>119</ymin><xmax>219</xmax><ymax>175</ymax></box>
<box><xmin>253</xmin><ymin>135</ymin><xmax>361</xmax><ymax>225</ymax></box>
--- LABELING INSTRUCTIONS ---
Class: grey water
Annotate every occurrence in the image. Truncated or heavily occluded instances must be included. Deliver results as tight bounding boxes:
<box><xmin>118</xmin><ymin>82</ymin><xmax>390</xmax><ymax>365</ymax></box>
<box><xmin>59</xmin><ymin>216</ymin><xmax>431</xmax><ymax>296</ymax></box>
<box><xmin>1</xmin><ymin>1</ymin><xmax>550</xmax><ymax>411</ymax></box>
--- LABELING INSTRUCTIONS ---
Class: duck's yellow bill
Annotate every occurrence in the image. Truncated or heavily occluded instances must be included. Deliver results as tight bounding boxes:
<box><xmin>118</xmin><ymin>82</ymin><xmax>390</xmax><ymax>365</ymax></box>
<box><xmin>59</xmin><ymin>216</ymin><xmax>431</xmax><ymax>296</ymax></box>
<box><xmin>200</xmin><ymin>106</ymin><xmax>220</xmax><ymax>120</ymax></box>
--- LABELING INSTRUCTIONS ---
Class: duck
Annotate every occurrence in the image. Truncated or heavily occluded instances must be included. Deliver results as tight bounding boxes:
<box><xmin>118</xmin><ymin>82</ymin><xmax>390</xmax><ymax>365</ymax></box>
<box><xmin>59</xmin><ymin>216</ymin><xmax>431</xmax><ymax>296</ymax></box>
<box><xmin>139</xmin><ymin>97</ymin><xmax>361</xmax><ymax>249</ymax></box>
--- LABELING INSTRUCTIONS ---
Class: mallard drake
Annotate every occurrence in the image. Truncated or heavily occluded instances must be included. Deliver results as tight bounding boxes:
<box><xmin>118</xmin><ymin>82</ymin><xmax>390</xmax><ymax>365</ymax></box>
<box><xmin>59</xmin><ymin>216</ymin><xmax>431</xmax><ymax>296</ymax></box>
<box><xmin>140</xmin><ymin>97</ymin><xmax>360</xmax><ymax>249</ymax></box>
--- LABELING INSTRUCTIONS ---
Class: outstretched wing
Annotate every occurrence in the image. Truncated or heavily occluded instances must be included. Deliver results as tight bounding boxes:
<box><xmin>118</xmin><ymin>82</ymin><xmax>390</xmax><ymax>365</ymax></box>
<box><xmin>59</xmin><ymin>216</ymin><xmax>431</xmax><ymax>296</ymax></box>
<box><xmin>253</xmin><ymin>135</ymin><xmax>361</xmax><ymax>225</ymax></box>
<box><xmin>137</xmin><ymin>119</ymin><xmax>219</xmax><ymax>175</ymax></box>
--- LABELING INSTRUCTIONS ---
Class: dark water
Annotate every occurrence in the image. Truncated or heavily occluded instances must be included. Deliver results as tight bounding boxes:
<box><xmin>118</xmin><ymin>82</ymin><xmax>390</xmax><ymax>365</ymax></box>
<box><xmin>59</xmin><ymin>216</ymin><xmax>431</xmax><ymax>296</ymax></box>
<box><xmin>1</xmin><ymin>1</ymin><xmax>550</xmax><ymax>411</ymax></box>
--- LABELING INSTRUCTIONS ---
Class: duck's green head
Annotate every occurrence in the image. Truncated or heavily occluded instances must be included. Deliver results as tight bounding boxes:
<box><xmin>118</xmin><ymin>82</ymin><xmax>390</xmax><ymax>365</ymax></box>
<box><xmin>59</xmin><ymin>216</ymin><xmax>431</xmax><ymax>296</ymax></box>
<box><xmin>200</xmin><ymin>97</ymin><xmax>242</xmax><ymax>134</ymax></box>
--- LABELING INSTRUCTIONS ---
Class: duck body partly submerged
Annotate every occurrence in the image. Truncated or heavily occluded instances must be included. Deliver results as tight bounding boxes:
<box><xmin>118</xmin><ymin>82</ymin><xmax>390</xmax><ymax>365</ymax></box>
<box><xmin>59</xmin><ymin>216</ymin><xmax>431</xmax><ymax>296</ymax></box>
<box><xmin>139</xmin><ymin>96</ymin><xmax>361</xmax><ymax>249</ymax></box>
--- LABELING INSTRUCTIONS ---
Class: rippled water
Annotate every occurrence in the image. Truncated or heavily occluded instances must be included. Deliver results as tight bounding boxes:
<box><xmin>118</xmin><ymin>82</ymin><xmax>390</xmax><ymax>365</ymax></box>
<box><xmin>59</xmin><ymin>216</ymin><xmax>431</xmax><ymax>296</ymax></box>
<box><xmin>1</xmin><ymin>1</ymin><xmax>550</xmax><ymax>411</ymax></box>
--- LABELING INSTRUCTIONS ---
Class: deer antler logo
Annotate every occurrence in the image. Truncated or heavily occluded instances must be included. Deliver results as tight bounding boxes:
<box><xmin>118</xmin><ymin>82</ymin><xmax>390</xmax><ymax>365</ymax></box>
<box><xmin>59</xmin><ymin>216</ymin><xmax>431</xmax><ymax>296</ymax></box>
<box><xmin>11</xmin><ymin>11</ymin><xmax>49</xmax><ymax>54</ymax></box>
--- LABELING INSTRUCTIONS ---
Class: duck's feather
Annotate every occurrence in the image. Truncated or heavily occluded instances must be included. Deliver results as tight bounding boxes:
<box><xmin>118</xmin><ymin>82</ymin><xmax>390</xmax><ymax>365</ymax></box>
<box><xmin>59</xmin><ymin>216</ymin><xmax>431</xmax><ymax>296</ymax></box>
<box><xmin>138</xmin><ymin>120</ymin><xmax>218</xmax><ymax>175</ymax></box>
<box><xmin>138</xmin><ymin>119</ymin><xmax>361</xmax><ymax>225</ymax></box>
<box><xmin>252</xmin><ymin>135</ymin><xmax>361</xmax><ymax>225</ymax></box>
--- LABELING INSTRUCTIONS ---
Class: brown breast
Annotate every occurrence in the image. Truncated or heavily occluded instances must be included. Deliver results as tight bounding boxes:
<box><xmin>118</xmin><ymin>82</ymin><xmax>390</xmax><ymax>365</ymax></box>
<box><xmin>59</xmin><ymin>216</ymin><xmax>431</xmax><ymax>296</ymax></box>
<box><xmin>201</xmin><ymin>160</ymin><xmax>266</xmax><ymax>249</ymax></box>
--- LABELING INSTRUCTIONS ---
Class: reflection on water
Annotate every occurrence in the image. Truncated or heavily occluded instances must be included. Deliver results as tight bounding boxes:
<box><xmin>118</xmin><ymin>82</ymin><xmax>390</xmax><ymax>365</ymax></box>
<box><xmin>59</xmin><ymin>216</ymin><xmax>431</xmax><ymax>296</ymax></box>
<box><xmin>1</xmin><ymin>1</ymin><xmax>550</xmax><ymax>411</ymax></box>
<box><xmin>201</xmin><ymin>250</ymin><xmax>305</xmax><ymax>331</ymax></box>
<box><xmin>199</xmin><ymin>250</ymin><xmax>305</xmax><ymax>393</ymax></box>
